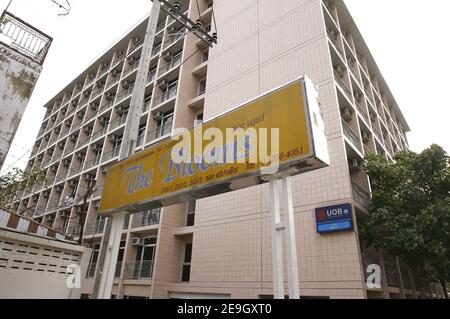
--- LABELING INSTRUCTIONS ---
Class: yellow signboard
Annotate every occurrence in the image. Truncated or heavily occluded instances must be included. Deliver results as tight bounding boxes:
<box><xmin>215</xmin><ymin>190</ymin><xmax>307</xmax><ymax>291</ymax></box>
<box><xmin>99</xmin><ymin>77</ymin><xmax>329</xmax><ymax>215</ymax></box>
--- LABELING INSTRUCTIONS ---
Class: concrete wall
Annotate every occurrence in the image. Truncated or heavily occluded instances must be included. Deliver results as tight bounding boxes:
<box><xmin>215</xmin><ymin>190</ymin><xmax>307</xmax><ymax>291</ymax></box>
<box><xmin>0</xmin><ymin>43</ymin><xmax>42</xmax><ymax>168</ymax></box>
<box><xmin>0</xmin><ymin>228</ymin><xmax>91</xmax><ymax>299</ymax></box>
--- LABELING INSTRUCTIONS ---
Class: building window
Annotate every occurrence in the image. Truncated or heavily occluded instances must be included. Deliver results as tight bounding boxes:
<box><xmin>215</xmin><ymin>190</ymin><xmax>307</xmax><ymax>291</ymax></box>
<box><xmin>181</xmin><ymin>242</ymin><xmax>192</xmax><ymax>282</ymax></box>
<box><xmin>186</xmin><ymin>201</ymin><xmax>196</xmax><ymax>227</ymax></box>
<box><xmin>195</xmin><ymin>113</ymin><xmax>204</xmax><ymax>127</ymax></box>
<box><xmin>155</xmin><ymin>111</ymin><xmax>174</xmax><ymax>138</ymax></box>
<box><xmin>86</xmin><ymin>244</ymin><xmax>100</xmax><ymax>278</ymax></box>
<box><xmin>199</xmin><ymin>79</ymin><xmax>206</xmax><ymax>96</ymax></box>
<box><xmin>115</xmin><ymin>241</ymin><xmax>126</xmax><ymax>278</ymax></box>
<box><xmin>133</xmin><ymin>237</ymin><xmax>156</xmax><ymax>279</ymax></box>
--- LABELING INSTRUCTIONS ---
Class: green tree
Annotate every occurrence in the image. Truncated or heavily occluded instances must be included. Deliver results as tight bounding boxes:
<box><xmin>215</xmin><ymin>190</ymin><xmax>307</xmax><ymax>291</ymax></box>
<box><xmin>361</xmin><ymin>144</ymin><xmax>450</xmax><ymax>299</ymax></box>
<box><xmin>0</xmin><ymin>168</ymin><xmax>47</xmax><ymax>212</ymax></box>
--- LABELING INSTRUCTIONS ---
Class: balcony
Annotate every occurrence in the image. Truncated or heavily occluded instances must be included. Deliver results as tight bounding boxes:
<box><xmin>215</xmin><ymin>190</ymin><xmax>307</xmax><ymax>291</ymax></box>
<box><xmin>115</xmin><ymin>85</ymin><xmax>134</xmax><ymax>104</ymax></box>
<box><xmin>159</xmin><ymin>57</ymin><xmax>182</xmax><ymax>76</ymax></box>
<box><xmin>355</xmin><ymin>100</ymin><xmax>369</xmax><ymax>123</ymax></box>
<box><xmin>153</xmin><ymin>86</ymin><xmax>177</xmax><ymax>108</ymax></box>
<box><xmin>152</xmin><ymin>44</ymin><xmax>162</xmax><ymax>57</ymax></box>
<box><xmin>147</xmin><ymin>120</ymin><xmax>173</xmax><ymax>143</ymax></box>
<box><xmin>76</xmin><ymin>136</ymin><xmax>91</xmax><ymax>150</ymax></box>
<box><xmin>84</xmin><ymin>156</ymin><xmax>101</xmax><ymax>170</ymax></box>
<box><xmin>109</xmin><ymin>114</ymin><xmax>128</xmax><ymax>131</ymax></box>
<box><xmin>384</xmin><ymin>261</ymin><xmax>401</xmax><ymax>288</ymax></box>
<box><xmin>342</xmin><ymin>121</ymin><xmax>362</xmax><ymax>152</ymax></box>
<box><xmin>69</xmin><ymin>164</ymin><xmax>83</xmax><ymax>177</ymax></box>
<box><xmin>63</xmin><ymin>144</ymin><xmax>75</xmax><ymax>157</ymax></box>
<box><xmin>85</xmin><ymin>220</ymin><xmax>106</xmax><ymax>236</ymax></box>
<box><xmin>123</xmin><ymin>260</ymin><xmax>153</xmax><ymax>279</ymax></box>
<box><xmin>91</xmin><ymin>127</ymin><xmax>107</xmax><ymax>141</ymax></box>
<box><xmin>327</xmin><ymin>28</ymin><xmax>344</xmax><ymax>58</ymax></box>
<box><xmin>102</xmin><ymin>147</ymin><xmax>121</xmax><ymax>163</ymax></box>
<box><xmin>91</xmin><ymin>86</ymin><xmax>104</xmax><ymax>100</ymax></box>
<box><xmin>0</xmin><ymin>11</ymin><xmax>52</xmax><ymax>65</ymax></box>
<box><xmin>123</xmin><ymin>62</ymin><xmax>140</xmax><ymax>77</ymax></box>
<box><xmin>98</xmin><ymin>65</ymin><xmax>110</xmax><ymax>78</ymax></box>
<box><xmin>142</xmin><ymin>99</ymin><xmax>151</xmax><ymax>113</ymax></box>
<box><xmin>334</xmin><ymin>71</ymin><xmax>352</xmax><ymax>101</ymax></box>
<box><xmin>166</xmin><ymin>30</ymin><xmax>185</xmax><ymax>47</ymax></box>
<box><xmin>132</xmin><ymin>209</ymin><xmax>160</xmax><ymax>228</ymax></box>
<box><xmin>148</xmin><ymin>70</ymin><xmax>157</xmax><ymax>83</ymax></box>
<box><xmin>54</xmin><ymin>172</ymin><xmax>68</xmax><ymax>184</ymax></box>
<box><xmin>352</xmin><ymin>183</ymin><xmax>371</xmax><ymax>209</ymax></box>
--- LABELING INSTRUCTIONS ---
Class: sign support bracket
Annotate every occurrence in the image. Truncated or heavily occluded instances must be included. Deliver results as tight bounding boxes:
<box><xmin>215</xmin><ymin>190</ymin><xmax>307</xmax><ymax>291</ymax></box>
<box><xmin>270</xmin><ymin>175</ymin><xmax>300</xmax><ymax>299</ymax></box>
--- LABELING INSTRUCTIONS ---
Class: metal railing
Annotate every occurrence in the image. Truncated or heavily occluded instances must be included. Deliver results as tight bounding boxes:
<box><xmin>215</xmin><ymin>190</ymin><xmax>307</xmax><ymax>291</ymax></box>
<box><xmin>63</xmin><ymin>144</ymin><xmax>75</xmax><ymax>157</ymax></box>
<box><xmin>153</xmin><ymin>86</ymin><xmax>177</xmax><ymax>106</ymax></box>
<box><xmin>352</xmin><ymin>183</ymin><xmax>371</xmax><ymax>209</ymax></box>
<box><xmin>84</xmin><ymin>156</ymin><xmax>101</xmax><ymax>170</ymax></box>
<box><xmin>384</xmin><ymin>261</ymin><xmax>400</xmax><ymax>288</ymax></box>
<box><xmin>165</xmin><ymin>31</ymin><xmax>185</xmax><ymax>47</ymax></box>
<box><xmin>123</xmin><ymin>62</ymin><xmax>140</xmax><ymax>77</ymax></box>
<box><xmin>91</xmin><ymin>127</ymin><xmax>107</xmax><ymax>141</ymax></box>
<box><xmin>123</xmin><ymin>260</ymin><xmax>153</xmax><ymax>279</ymax></box>
<box><xmin>159</xmin><ymin>56</ymin><xmax>182</xmax><ymax>75</ymax></box>
<box><xmin>109</xmin><ymin>114</ymin><xmax>128</xmax><ymax>130</ymax></box>
<box><xmin>54</xmin><ymin>172</ymin><xmax>68</xmax><ymax>183</ymax></box>
<box><xmin>152</xmin><ymin>44</ymin><xmax>162</xmax><ymax>57</ymax></box>
<box><xmin>102</xmin><ymin>147</ymin><xmax>121</xmax><ymax>163</ymax></box>
<box><xmin>115</xmin><ymin>85</ymin><xmax>134</xmax><ymax>104</ymax></box>
<box><xmin>342</xmin><ymin>121</ymin><xmax>362</xmax><ymax>151</ymax></box>
<box><xmin>76</xmin><ymin>136</ymin><xmax>91</xmax><ymax>149</ymax></box>
<box><xmin>355</xmin><ymin>100</ymin><xmax>369</xmax><ymax>123</ymax></box>
<box><xmin>0</xmin><ymin>11</ymin><xmax>52</xmax><ymax>64</ymax></box>
<box><xmin>148</xmin><ymin>70</ymin><xmax>156</xmax><ymax>83</ymax></box>
<box><xmin>85</xmin><ymin>220</ymin><xmax>106</xmax><ymax>236</ymax></box>
<box><xmin>147</xmin><ymin>120</ymin><xmax>173</xmax><ymax>142</ymax></box>
<box><xmin>69</xmin><ymin>165</ymin><xmax>83</xmax><ymax>177</ymax></box>
<box><xmin>334</xmin><ymin>71</ymin><xmax>352</xmax><ymax>101</ymax></box>
<box><xmin>132</xmin><ymin>209</ymin><xmax>161</xmax><ymax>228</ymax></box>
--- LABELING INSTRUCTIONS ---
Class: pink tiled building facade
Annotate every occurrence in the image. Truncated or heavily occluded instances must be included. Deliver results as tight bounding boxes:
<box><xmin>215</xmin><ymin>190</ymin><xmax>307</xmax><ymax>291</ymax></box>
<box><xmin>7</xmin><ymin>0</ymin><xmax>440</xmax><ymax>299</ymax></box>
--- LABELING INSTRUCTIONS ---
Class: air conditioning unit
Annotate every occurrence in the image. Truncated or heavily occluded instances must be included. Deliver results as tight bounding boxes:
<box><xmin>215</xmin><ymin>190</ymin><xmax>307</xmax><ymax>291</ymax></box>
<box><xmin>105</xmin><ymin>92</ymin><xmax>115</xmax><ymax>100</ymax></box>
<box><xmin>76</xmin><ymin>153</ymin><xmax>85</xmax><ymax>160</ymax></box>
<box><xmin>65</xmin><ymin>120</ymin><xmax>72</xmax><ymax>127</ymax></box>
<box><xmin>127</xmin><ymin>56</ymin><xmax>136</xmax><ymax>64</ymax></box>
<box><xmin>70</xmin><ymin>135</ymin><xmax>78</xmax><ymax>142</ymax></box>
<box><xmin>90</xmin><ymin>102</ymin><xmax>99</xmax><ymax>110</ymax></box>
<box><xmin>158</xmin><ymin>80</ymin><xmax>168</xmax><ymax>89</ymax></box>
<box><xmin>101</xmin><ymin>62</ymin><xmax>109</xmax><ymax>69</ymax></box>
<box><xmin>131</xmin><ymin>238</ymin><xmax>143</xmax><ymax>247</ymax></box>
<box><xmin>109</xmin><ymin>135</ymin><xmax>120</xmax><ymax>143</ymax></box>
<box><xmin>122</xmin><ymin>80</ymin><xmax>131</xmax><ymax>89</ymax></box>
<box><xmin>51</xmin><ymin>115</ymin><xmax>57</xmax><ymax>121</ymax></box>
<box><xmin>349</xmin><ymin>158</ymin><xmax>361</xmax><ymax>171</ymax></box>
<box><xmin>51</xmin><ymin>166</ymin><xmax>58</xmax><ymax>173</ymax></box>
<box><xmin>117</xmin><ymin>106</ymin><xmax>127</xmax><ymax>114</ymax></box>
<box><xmin>68</xmin><ymin>180</ymin><xmax>77</xmax><ymax>187</ymax></box>
<box><xmin>55</xmin><ymin>185</ymin><xmax>63</xmax><ymax>193</ymax></box>
<box><xmin>334</xmin><ymin>65</ymin><xmax>344</xmax><ymax>77</ymax></box>
<box><xmin>93</xmin><ymin>144</ymin><xmax>102</xmax><ymax>151</ymax></box>
<box><xmin>99</xmin><ymin>117</ymin><xmax>109</xmax><ymax>126</ymax></box>
<box><xmin>83</xmin><ymin>126</ymin><xmax>93</xmax><ymax>134</ymax></box>
<box><xmin>354</xmin><ymin>91</ymin><xmax>362</xmax><ymax>101</ymax></box>
<box><xmin>111</xmin><ymin>69</ymin><xmax>120</xmax><ymax>77</ymax></box>
<box><xmin>117</xmin><ymin>50</ymin><xmax>124</xmax><ymax>57</ymax></box>
<box><xmin>102</xmin><ymin>166</ymin><xmax>109</xmax><ymax>174</ymax></box>
<box><xmin>163</xmin><ymin>51</ymin><xmax>173</xmax><ymax>61</ymax></box>
<box><xmin>362</xmin><ymin>131</ymin><xmax>370</xmax><ymax>143</ymax></box>
<box><xmin>63</xmin><ymin>159</ymin><xmax>71</xmax><ymax>166</ymax></box>
<box><xmin>60</xmin><ymin>211</ymin><xmax>69</xmax><ymax>218</ymax></box>
<box><xmin>77</xmin><ymin>111</ymin><xmax>85</xmax><ymax>119</ymax></box>
<box><xmin>47</xmin><ymin>215</ymin><xmax>55</xmax><ymax>223</ymax></box>
<box><xmin>32</xmin><ymin>195</ymin><xmax>39</xmax><ymax>202</ymax></box>
<box><xmin>61</xmin><ymin>108</ymin><xmax>67</xmax><ymax>115</ymax></box>
<box><xmin>83</xmin><ymin>90</ymin><xmax>91</xmax><ymax>97</ymax></box>
<box><xmin>84</xmin><ymin>174</ymin><xmax>95</xmax><ymax>181</ymax></box>
<box><xmin>342</xmin><ymin>108</ymin><xmax>352</xmax><ymax>121</ymax></box>
<box><xmin>71</xmin><ymin>99</ymin><xmax>78</xmax><ymax>106</ymax></box>
<box><xmin>152</xmin><ymin>111</ymin><xmax>163</xmax><ymax>121</ymax></box>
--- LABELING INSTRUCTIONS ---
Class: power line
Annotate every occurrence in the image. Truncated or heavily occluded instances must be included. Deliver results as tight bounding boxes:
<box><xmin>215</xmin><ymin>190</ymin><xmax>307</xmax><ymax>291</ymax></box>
<box><xmin>0</xmin><ymin>146</ymin><xmax>33</xmax><ymax>175</ymax></box>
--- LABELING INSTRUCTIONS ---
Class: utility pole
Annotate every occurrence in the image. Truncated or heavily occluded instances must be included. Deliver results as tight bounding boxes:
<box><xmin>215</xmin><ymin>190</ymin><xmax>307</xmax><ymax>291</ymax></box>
<box><xmin>92</xmin><ymin>0</ymin><xmax>161</xmax><ymax>299</ymax></box>
<box><xmin>76</xmin><ymin>179</ymin><xmax>96</xmax><ymax>246</ymax></box>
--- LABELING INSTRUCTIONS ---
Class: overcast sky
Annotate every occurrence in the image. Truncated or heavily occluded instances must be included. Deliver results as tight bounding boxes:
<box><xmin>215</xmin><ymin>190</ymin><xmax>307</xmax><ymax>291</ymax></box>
<box><xmin>1</xmin><ymin>0</ymin><xmax>449</xmax><ymax>173</ymax></box>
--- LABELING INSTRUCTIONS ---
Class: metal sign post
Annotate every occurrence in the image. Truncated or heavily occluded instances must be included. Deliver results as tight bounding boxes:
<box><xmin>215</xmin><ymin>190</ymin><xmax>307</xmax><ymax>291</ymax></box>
<box><xmin>269</xmin><ymin>175</ymin><xmax>300</xmax><ymax>299</ymax></box>
<box><xmin>93</xmin><ymin>0</ymin><xmax>161</xmax><ymax>299</ymax></box>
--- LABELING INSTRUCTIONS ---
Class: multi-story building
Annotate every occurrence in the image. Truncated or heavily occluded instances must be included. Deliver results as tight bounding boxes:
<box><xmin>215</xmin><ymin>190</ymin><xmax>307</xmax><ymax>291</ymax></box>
<box><xmin>0</xmin><ymin>10</ymin><xmax>52</xmax><ymax>168</ymax></box>
<box><xmin>7</xmin><ymin>0</ymin><xmax>439</xmax><ymax>299</ymax></box>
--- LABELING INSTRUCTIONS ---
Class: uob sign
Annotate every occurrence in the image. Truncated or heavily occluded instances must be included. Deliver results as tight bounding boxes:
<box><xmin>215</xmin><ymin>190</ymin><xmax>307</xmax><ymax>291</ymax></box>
<box><xmin>315</xmin><ymin>203</ymin><xmax>354</xmax><ymax>234</ymax></box>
